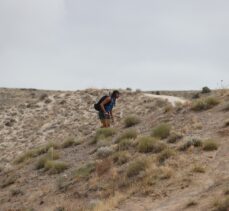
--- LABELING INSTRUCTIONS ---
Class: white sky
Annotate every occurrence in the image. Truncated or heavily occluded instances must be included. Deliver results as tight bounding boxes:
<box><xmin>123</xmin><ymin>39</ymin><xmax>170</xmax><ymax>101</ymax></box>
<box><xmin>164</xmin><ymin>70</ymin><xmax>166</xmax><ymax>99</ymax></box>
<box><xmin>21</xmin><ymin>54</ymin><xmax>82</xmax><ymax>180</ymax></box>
<box><xmin>0</xmin><ymin>0</ymin><xmax>229</xmax><ymax>91</ymax></box>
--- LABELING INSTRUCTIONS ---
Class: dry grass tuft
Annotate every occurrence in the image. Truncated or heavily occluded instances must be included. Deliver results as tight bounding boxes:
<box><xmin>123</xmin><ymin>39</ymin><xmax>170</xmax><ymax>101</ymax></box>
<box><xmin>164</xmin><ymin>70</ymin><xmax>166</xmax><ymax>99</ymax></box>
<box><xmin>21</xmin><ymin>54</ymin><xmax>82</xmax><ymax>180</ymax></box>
<box><xmin>97</xmin><ymin>146</ymin><xmax>114</xmax><ymax>158</ymax></box>
<box><xmin>124</xmin><ymin>116</ymin><xmax>140</xmax><ymax>127</ymax></box>
<box><xmin>92</xmin><ymin>128</ymin><xmax>116</xmax><ymax>144</ymax></box>
<box><xmin>61</xmin><ymin>137</ymin><xmax>81</xmax><ymax>148</ymax></box>
<box><xmin>93</xmin><ymin>191</ymin><xmax>126</xmax><ymax>211</ymax></box>
<box><xmin>138</xmin><ymin>136</ymin><xmax>166</xmax><ymax>153</ymax></box>
<box><xmin>192</xmin><ymin>97</ymin><xmax>220</xmax><ymax>111</ymax></box>
<box><xmin>152</xmin><ymin>123</ymin><xmax>171</xmax><ymax>139</ymax></box>
<box><xmin>1</xmin><ymin>174</ymin><xmax>17</xmax><ymax>188</ymax></box>
<box><xmin>112</xmin><ymin>151</ymin><xmax>130</xmax><ymax>165</ymax></box>
<box><xmin>157</xmin><ymin>148</ymin><xmax>175</xmax><ymax>164</ymax></box>
<box><xmin>44</xmin><ymin>160</ymin><xmax>68</xmax><ymax>174</ymax></box>
<box><xmin>167</xmin><ymin>132</ymin><xmax>183</xmax><ymax>143</ymax></box>
<box><xmin>213</xmin><ymin>197</ymin><xmax>229</xmax><ymax>211</ymax></box>
<box><xmin>192</xmin><ymin>165</ymin><xmax>205</xmax><ymax>173</ymax></box>
<box><xmin>75</xmin><ymin>162</ymin><xmax>95</xmax><ymax>179</ymax></box>
<box><xmin>96</xmin><ymin>159</ymin><xmax>112</xmax><ymax>176</ymax></box>
<box><xmin>15</xmin><ymin>142</ymin><xmax>59</xmax><ymax>164</ymax></box>
<box><xmin>203</xmin><ymin>140</ymin><xmax>218</xmax><ymax>151</ymax></box>
<box><xmin>118</xmin><ymin>139</ymin><xmax>132</xmax><ymax>151</ymax></box>
<box><xmin>185</xmin><ymin>200</ymin><xmax>198</xmax><ymax>208</ymax></box>
<box><xmin>126</xmin><ymin>159</ymin><xmax>147</xmax><ymax>178</ymax></box>
<box><xmin>116</xmin><ymin>129</ymin><xmax>138</xmax><ymax>143</ymax></box>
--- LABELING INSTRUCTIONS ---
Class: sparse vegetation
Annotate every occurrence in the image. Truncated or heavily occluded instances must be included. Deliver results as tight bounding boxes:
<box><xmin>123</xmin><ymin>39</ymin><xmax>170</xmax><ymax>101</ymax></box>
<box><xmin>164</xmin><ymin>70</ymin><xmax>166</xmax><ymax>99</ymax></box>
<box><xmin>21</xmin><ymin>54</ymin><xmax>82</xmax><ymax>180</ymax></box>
<box><xmin>11</xmin><ymin>189</ymin><xmax>24</xmax><ymax>197</ymax></box>
<box><xmin>157</xmin><ymin>148</ymin><xmax>175</xmax><ymax>164</ymax></box>
<box><xmin>138</xmin><ymin>136</ymin><xmax>166</xmax><ymax>153</ymax></box>
<box><xmin>179</xmin><ymin>138</ymin><xmax>203</xmax><ymax>151</ymax></box>
<box><xmin>192</xmin><ymin>138</ymin><xmax>203</xmax><ymax>147</ymax></box>
<box><xmin>75</xmin><ymin>163</ymin><xmax>95</xmax><ymax>179</ymax></box>
<box><xmin>44</xmin><ymin>160</ymin><xmax>68</xmax><ymax>174</ymax></box>
<box><xmin>92</xmin><ymin>128</ymin><xmax>116</xmax><ymax>144</ymax></box>
<box><xmin>185</xmin><ymin>200</ymin><xmax>198</xmax><ymax>208</ymax></box>
<box><xmin>152</xmin><ymin>123</ymin><xmax>171</xmax><ymax>139</ymax></box>
<box><xmin>61</xmin><ymin>137</ymin><xmax>81</xmax><ymax>148</ymax></box>
<box><xmin>124</xmin><ymin>116</ymin><xmax>140</xmax><ymax>127</ymax></box>
<box><xmin>1</xmin><ymin>174</ymin><xmax>17</xmax><ymax>188</ymax></box>
<box><xmin>203</xmin><ymin>140</ymin><xmax>218</xmax><ymax>151</ymax></box>
<box><xmin>96</xmin><ymin>159</ymin><xmax>112</xmax><ymax>176</ymax></box>
<box><xmin>179</xmin><ymin>140</ymin><xmax>193</xmax><ymax>151</ymax></box>
<box><xmin>112</xmin><ymin>151</ymin><xmax>130</xmax><ymax>165</ymax></box>
<box><xmin>15</xmin><ymin>142</ymin><xmax>59</xmax><ymax>164</ymax></box>
<box><xmin>167</xmin><ymin>132</ymin><xmax>183</xmax><ymax>143</ymax></box>
<box><xmin>192</xmin><ymin>97</ymin><xmax>220</xmax><ymax>111</ymax></box>
<box><xmin>126</xmin><ymin>159</ymin><xmax>147</xmax><ymax>178</ymax></box>
<box><xmin>118</xmin><ymin>139</ymin><xmax>132</xmax><ymax>150</ymax></box>
<box><xmin>35</xmin><ymin>148</ymin><xmax>60</xmax><ymax>169</ymax></box>
<box><xmin>97</xmin><ymin>146</ymin><xmax>114</xmax><ymax>158</ymax></box>
<box><xmin>213</xmin><ymin>197</ymin><xmax>229</xmax><ymax>211</ymax></box>
<box><xmin>192</xmin><ymin>165</ymin><xmax>205</xmax><ymax>173</ymax></box>
<box><xmin>116</xmin><ymin>129</ymin><xmax>138</xmax><ymax>143</ymax></box>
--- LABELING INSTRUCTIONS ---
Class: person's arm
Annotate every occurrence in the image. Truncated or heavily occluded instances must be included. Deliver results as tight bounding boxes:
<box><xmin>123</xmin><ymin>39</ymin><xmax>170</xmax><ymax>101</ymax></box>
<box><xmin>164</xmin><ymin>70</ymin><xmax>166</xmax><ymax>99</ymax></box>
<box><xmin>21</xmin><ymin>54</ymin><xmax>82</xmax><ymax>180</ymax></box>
<box><xmin>100</xmin><ymin>97</ymin><xmax>111</xmax><ymax>114</ymax></box>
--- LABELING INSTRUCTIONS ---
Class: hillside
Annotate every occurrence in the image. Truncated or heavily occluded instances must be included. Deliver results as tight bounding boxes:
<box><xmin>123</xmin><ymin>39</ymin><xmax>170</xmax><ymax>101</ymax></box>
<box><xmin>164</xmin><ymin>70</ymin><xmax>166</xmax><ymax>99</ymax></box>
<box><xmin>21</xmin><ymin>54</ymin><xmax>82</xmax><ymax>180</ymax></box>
<box><xmin>0</xmin><ymin>88</ymin><xmax>228</xmax><ymax>211</ymax></box>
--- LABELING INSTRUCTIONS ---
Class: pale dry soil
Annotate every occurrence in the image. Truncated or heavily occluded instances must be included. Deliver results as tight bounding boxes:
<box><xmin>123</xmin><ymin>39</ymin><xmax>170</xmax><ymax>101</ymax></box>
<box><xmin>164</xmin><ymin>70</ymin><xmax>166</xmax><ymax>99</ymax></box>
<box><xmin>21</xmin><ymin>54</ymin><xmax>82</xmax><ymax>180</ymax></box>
<box><xmin>0</xmin><ymin>88</ymin><xmax>228</xmax><ymax>211</ymax></box>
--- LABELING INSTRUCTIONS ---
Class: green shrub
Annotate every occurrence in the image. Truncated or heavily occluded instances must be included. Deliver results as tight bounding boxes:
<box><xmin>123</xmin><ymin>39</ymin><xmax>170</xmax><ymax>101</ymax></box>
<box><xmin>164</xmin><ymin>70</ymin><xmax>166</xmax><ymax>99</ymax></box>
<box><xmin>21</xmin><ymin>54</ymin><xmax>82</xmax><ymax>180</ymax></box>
<box><xmin>192</xmin><ymin>97</ymin><xmax>220</xmax><ymax>111</ymax></box>
<box><xmin>126</xmin><ymin>159</ymin><xmax>147</xmax><ymax>178</ymax></box>
<box><xmin>157</xmin><ymin>148</ymin><xmax>175</xmax><ymax>164</ymax></box>
<box><xmin>75</xmin><ymin>163</ymin><xmax>95</xmax><ymax>179</ymax></box>
<box><xmin>124</xmin><ymin>116</ymin><xmax>140</xmax><ymax>128</ymax></box>
<box><xmin>44</xmin><ymin>161</ymin><xmax>68</xmax><ymax>174</ymax></box>
<box><xmin>152</xmin><ymin>123</ymin><xmax>171</xmax><ymax>139</ymax></box>
<box><xmin>138</xmin><ymin>137</ymin><xmax>165</xmax><ymax>153</ymax></box>
<box><xmin>202</xmin><ymin>86</ymin><xmax>211</xmax><ymax>94</ymax></box>
<box><xmin>116</xmin><ymin>129</ymin><xmax>138</xmax><ymax>143</ymax></box>
<box><xmin>113</xmin><ymin>151</ymin><xmax>130</xmax><ymax>165</ymax></box>
<box><xmin>203</xmin><ymin>140</ymin><xmax>218</xmax><ymax>151</ymax></box>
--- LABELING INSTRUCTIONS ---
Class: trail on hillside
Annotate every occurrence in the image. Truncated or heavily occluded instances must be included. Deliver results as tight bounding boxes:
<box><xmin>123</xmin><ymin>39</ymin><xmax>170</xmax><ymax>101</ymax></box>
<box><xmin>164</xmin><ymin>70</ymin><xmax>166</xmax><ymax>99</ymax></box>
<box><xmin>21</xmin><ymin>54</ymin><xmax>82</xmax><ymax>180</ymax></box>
<box><xmin>144</xmin><ymin>93</ymin><xmax>188</xmax><ymax>106</ymax></box>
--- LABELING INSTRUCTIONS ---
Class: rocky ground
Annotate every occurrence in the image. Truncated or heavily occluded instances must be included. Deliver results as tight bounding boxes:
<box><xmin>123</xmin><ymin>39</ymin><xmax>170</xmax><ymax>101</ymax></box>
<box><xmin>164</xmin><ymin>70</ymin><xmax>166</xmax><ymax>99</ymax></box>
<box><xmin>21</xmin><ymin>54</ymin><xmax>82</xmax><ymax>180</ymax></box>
<box><xmin>0</xmin><ymin>88</ymin><xmax>228</xmax><ymax>211</ymax></box>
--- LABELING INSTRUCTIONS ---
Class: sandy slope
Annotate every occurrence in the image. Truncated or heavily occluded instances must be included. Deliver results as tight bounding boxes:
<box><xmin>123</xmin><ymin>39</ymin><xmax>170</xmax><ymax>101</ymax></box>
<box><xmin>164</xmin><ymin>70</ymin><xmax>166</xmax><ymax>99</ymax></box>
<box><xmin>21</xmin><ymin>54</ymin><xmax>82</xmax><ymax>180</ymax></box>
<box><xmin>0</xmin><ymin>88</ymin><xmax>228</xmax><ymax>211</ymax></box>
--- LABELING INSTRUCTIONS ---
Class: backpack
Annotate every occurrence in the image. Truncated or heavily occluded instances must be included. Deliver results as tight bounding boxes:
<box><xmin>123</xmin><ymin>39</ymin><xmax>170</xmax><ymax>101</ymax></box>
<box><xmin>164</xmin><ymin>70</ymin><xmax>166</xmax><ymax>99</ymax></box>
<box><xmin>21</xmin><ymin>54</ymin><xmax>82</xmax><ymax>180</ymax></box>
<box><xmin>94</xmin><ymin>95</ymin><xmax>108</xmax><ymax>111</ymax></box>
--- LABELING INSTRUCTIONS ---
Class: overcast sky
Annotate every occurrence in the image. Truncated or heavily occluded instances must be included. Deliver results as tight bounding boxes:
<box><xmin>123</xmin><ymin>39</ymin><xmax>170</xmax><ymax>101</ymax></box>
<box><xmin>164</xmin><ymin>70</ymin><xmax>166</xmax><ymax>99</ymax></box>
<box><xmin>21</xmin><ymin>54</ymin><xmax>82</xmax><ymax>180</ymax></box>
<box><xmin>0</xmin><ymin>0</ymin><xmax>228</xmax><ymax>91</ymax></box>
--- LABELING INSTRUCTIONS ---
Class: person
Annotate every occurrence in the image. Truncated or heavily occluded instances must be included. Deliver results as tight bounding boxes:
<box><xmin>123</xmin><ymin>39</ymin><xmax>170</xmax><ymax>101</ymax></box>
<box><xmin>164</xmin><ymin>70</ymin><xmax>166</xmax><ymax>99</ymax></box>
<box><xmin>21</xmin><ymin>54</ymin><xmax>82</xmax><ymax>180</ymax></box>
<box><xmin>98</xmin><ymin>90</ymin><xmax>120</xmax><ymax>128</ymax></box>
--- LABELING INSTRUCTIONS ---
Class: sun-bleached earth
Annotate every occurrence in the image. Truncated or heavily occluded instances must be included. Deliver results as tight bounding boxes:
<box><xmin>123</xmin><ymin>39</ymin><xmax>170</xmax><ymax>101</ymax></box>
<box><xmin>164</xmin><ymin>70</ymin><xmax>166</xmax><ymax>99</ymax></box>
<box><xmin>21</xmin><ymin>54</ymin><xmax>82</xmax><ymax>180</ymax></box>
<box><xmin>0</xmin><ymin>88</ymin><xmax>228</xmax><ymax>211</ymax></box>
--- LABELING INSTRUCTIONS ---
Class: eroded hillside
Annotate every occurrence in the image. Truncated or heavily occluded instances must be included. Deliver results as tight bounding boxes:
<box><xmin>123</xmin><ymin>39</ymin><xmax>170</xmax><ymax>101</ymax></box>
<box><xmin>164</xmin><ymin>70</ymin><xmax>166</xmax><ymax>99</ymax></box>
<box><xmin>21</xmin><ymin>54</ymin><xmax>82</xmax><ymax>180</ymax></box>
<box><xmin>0</xmin><ymin>88</ymin><xmax>228</xmax><ymax>211</ymax></box>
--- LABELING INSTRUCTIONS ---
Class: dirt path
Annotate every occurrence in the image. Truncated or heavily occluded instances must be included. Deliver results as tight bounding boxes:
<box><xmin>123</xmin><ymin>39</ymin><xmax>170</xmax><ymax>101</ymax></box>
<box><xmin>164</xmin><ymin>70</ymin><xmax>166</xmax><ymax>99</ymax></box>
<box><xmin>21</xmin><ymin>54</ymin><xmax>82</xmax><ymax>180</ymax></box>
<box><xmin>144</xmin><ymin>93</ymin><xmax>188</xmax><ymax>106</ymax></box>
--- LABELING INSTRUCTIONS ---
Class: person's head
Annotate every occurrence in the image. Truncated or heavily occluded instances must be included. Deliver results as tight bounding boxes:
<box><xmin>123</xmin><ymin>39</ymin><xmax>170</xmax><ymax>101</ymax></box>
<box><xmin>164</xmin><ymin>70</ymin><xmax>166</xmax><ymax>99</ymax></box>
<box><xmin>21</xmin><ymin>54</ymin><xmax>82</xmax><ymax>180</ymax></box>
<box><xmin>111</xmin><ymin>90</ymin><xmax>120</xmax><ymax>99</ymax></box>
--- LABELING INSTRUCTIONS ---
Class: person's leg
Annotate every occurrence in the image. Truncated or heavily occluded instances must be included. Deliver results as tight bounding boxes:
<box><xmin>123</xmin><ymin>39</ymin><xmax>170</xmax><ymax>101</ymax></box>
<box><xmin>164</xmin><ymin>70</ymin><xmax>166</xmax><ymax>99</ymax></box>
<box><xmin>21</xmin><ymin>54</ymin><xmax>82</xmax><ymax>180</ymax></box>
<box><xmin>99</xmin><ymin>111</ymin><xmax>108</xmax><ymax>128</ymax></box>
<box><xmin>100</xmin><ymin>119</ymin><xmax>107</xmax><ymax>128</ymax></box>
